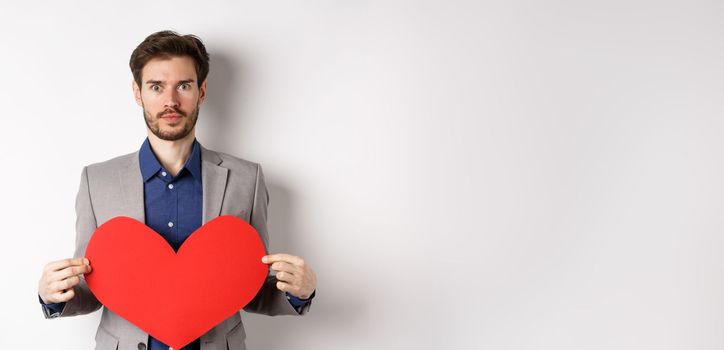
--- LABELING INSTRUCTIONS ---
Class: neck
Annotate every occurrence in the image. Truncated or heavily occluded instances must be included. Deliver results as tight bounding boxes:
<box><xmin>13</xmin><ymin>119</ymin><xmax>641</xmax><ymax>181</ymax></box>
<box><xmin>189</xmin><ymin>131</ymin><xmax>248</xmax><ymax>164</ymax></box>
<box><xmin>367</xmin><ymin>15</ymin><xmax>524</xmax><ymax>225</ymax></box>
<box><xmin>146</xmin><ymin>130</ymin><xmax>196</xmax><ymax>177</ymax></box>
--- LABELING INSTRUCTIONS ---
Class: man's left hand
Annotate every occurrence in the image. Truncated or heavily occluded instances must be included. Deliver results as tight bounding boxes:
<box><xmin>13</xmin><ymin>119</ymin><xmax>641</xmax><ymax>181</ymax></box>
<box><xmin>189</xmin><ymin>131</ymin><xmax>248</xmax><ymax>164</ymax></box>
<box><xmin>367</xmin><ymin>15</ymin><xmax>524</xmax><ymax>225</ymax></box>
<box><xmin>262</xmin><ymin>253</ymin><xmax>316</xmax><ymax>299</ymax></box>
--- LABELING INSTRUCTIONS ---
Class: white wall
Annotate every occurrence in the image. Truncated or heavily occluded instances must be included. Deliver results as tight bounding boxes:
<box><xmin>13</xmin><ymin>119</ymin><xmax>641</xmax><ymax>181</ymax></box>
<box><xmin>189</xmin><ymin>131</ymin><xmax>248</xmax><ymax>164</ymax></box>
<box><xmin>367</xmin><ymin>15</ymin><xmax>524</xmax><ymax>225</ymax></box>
<box><xmin>2</xmin><ymin>1</ymin><xmax>723</xmax><ymax>349</ymax></box>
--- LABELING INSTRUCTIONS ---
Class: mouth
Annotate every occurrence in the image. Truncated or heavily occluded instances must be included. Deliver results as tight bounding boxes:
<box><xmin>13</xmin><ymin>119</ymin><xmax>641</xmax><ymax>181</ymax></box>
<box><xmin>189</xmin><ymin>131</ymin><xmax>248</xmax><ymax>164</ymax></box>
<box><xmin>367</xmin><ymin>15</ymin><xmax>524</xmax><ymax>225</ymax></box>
<box><xmin>160</xmin><ymin>113</ymin><xmax>183</xmax><ymax>123</ymax></box>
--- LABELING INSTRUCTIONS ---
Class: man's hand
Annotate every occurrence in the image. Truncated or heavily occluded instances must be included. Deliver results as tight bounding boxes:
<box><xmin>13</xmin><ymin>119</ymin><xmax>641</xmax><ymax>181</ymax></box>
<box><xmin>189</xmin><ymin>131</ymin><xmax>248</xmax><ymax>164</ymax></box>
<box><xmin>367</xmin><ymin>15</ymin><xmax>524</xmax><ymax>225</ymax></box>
<box><xmin>262</xmin><ymin>254</ymin><xmax>316</xmax><ymax>299</ymax></box>
<box><xmin>38</xmin><ymin>258</ymin><xmax>92</xmax><ymax>304</ymax></box>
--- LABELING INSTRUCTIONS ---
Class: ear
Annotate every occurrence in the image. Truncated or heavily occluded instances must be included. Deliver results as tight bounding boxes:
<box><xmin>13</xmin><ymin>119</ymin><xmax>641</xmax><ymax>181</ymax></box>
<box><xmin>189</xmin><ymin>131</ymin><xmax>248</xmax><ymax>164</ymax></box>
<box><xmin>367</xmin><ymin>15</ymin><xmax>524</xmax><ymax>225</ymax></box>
<box><xmin>198</xmin><ymin>80</ymin><xmax>207</xmax><ymax>106</ymax></box>
<box><xmin>132</xmin><ymin>80</ymin><xmax>143</xmax><ymax>107</ymax></box>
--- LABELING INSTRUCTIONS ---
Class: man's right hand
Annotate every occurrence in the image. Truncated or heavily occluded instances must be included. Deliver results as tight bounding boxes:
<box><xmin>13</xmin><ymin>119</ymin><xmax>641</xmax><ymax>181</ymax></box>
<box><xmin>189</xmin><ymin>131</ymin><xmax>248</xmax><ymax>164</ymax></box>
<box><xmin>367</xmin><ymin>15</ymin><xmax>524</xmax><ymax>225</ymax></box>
<box><xmin>38</xmin><ymin>258</ymin><xmax>92</xmax><ymax>304</ymax></box>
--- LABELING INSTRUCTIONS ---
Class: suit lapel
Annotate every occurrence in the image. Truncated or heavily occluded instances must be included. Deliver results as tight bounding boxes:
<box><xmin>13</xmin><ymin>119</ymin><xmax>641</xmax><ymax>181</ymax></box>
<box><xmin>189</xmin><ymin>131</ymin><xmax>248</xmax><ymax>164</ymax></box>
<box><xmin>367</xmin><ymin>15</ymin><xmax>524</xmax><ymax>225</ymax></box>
<box><xmin>201</xmin><ymin>146</ymin><xmax>229</xmax><ymax>224</ymax></box>
<box><xmin>119</xmin><ymin>151</ymin><xmax>145</xmax><ymax>223</ymax></box>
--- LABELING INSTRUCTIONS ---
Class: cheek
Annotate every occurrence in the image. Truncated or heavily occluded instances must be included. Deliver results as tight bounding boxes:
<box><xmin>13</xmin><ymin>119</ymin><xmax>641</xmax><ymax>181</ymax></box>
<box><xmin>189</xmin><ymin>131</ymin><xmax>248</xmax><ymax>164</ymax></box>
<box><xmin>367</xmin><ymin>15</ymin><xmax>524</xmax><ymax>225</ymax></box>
<box><xmin>179</xmin><ymin>93</ymin><xmax>200</xmax><ymax>106</ymax></box>
<box><xmin>141</xmin><ymin>94</ymin><xmax>164</xmax><ymax>110</ymax></box>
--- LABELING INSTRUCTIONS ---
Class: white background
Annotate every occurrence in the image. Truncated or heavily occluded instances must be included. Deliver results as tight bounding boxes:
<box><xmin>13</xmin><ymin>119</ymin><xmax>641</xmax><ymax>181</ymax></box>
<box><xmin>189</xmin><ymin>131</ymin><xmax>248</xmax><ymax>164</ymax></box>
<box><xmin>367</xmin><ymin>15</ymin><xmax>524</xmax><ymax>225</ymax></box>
<box><xmin>1</xmin><ymin>1</ymin><xmax>723</xmax><ymax>349</ymax></box>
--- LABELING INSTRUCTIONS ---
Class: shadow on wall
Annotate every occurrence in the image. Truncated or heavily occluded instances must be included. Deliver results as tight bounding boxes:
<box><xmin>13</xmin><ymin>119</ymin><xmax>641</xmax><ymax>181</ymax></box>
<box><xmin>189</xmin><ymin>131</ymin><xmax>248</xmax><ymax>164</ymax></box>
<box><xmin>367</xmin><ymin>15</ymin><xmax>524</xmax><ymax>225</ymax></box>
<box><xmin>203</xmin><ymin>50</ymin><xmax>368</xmax><ymax>348</ymax></box>
<box><xmin>243</xmin><ymin>185</ymin><xmax>369</xmax><ymax>349</ymax></box>
<box><xmin>199</xmin><ymin>51</ymin><xmax>242</xmax><ymax>152</ymax></box>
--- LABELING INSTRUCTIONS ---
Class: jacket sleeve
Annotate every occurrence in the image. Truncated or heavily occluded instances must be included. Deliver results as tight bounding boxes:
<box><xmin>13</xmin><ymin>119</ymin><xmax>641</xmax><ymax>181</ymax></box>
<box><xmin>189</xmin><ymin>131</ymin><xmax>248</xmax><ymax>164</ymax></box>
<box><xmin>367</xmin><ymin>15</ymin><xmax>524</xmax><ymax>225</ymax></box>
<box><xmin>57</xmin><ymin>166</ymin><xmax>103</xmax><ymax>317</ymax></box>
<box><xmin>243</xmin><ymin>164</ymin><xmax>311</xmax><ymax>316</ymax></box>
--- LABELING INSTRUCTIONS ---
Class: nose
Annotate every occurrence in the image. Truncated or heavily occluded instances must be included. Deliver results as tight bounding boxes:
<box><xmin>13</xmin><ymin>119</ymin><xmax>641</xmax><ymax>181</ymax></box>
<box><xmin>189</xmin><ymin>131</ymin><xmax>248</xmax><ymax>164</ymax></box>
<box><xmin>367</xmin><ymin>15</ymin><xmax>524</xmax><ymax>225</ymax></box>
<box><xmin>163</xmin><ymin>88</ymin><xmax>180</xmax><ymax>109</ymax></box>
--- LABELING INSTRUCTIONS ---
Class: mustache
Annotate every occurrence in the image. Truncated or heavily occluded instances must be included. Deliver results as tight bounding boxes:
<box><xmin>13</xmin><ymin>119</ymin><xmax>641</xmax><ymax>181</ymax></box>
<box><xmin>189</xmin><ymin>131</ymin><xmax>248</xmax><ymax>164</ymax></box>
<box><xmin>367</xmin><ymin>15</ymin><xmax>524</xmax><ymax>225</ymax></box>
<box><xmin>156</xmin><ymin>108</ymin><xmax>186</xmax><ymax>119</ymax></box>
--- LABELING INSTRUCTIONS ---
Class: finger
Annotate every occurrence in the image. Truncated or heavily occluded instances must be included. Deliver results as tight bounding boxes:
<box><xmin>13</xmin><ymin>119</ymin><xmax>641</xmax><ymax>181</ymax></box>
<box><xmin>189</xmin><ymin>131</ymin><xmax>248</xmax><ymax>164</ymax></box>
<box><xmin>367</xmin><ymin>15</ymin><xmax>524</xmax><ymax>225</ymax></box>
<box><xmin>50</xmin><ymin>276</ymin><xmax>81</xmax><ymax>292</ymax></box>
<box><xmin>275</xmin><ymin>271</ymin><xmax>300</xmax><ymax>285</ymax></box>
<box><xmin>44</xmin><ymin>258</ymin><xmax>89</xmax><ymax>273</ymax></box>
<box><xmin>262</xmin><ymin>253</ymin><xmax>303</xmax><ymax>266</ymax></box>
<box><xmin>276</xmin><ymin>281</ymin><xmax>305</xmax><ymax>298</ymax></box>
<box><xmin>275</xmin><ymin>281</ymin><xmax>294</xmax><ymax>294</ymax></box>
<box><xmin>48</xmin><ymin>276</ymin><xmax>81</xmax><ymax>293</ymax></box>
<box><xmin>269</xmin><ymin>261</ymin><xmax>300</xmax><ymax>274</ymax></box>
<box><xmin>53</xmin><ymin>288</ymin><xmax>76</xmax><ymax>303</ymax></box>
<box><xmin>52</xmin><ymin>264</ymin><xmax>92</xmax><ymax>281</ymax></box>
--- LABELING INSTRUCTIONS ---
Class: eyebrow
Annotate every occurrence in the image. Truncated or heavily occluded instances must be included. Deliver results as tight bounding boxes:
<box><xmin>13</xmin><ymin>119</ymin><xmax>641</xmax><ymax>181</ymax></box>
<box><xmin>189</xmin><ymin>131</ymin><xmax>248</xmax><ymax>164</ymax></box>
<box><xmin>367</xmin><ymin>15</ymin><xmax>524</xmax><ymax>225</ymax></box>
<box><xmin>145</xmin><ymin>79</ymin><xmax>196</xmax><ymax>85</ymax></box>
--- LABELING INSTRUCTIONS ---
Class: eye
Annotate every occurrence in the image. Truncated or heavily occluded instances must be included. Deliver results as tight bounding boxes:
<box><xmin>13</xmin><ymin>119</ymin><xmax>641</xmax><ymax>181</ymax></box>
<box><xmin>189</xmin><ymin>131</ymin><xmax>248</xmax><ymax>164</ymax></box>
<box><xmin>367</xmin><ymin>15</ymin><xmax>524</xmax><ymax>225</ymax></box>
<box><xmin>178</xmin><ymin>83</ymin><xmax>191</xmax><ymax>91</ymax></box>
<box><xmin>150</xmin><ymin>84</ymin><xmax>162</xmax><ymax>92</ymax></box>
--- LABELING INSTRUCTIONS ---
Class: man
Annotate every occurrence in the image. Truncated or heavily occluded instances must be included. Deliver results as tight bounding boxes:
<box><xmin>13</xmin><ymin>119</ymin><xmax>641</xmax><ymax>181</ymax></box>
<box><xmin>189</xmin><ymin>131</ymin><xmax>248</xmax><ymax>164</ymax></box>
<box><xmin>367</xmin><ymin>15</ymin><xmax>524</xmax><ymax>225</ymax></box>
<box><xmin>37</xmin><ymin>31</ymin><xmax>317</xmax><ymax>350</ymax></box>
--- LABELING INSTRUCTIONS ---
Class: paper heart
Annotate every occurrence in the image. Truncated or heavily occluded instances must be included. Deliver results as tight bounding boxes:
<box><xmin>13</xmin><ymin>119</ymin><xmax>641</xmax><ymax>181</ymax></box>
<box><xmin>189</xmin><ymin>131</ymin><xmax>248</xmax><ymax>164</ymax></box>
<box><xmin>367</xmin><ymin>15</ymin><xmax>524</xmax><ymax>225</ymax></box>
<box><xmin>84</xmin><ymin>215</ymin><xmax>267</xmax><ymax>349</ymax></box>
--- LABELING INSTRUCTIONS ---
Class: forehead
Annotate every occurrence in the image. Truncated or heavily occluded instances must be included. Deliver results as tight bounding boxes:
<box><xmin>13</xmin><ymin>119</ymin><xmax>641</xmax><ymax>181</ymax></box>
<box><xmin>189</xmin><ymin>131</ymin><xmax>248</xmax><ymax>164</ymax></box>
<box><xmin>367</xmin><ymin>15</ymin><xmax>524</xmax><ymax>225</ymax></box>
<box><xmin>141</xmin><ymin>56</ymin><xmax>197</xmax><ymax>82</ymax></box>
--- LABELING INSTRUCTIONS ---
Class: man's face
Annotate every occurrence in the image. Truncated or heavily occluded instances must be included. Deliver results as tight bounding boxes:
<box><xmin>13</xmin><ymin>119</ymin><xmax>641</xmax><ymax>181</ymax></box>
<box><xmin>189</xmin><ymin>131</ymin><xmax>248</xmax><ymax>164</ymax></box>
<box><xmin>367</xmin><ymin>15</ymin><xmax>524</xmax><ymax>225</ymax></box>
<box><xmin>133</xmin><ymin>56</ymin><xmax>206</xmax><ymax>141</ymax></box>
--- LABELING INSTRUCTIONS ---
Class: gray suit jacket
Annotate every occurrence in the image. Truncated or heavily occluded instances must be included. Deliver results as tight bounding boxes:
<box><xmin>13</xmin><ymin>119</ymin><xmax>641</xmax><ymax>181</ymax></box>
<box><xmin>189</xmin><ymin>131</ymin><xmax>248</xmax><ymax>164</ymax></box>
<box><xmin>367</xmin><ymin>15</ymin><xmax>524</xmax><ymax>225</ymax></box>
<box><xmin>43</xmin><ymin>144</ymin><xmax>309</xmax><ymax>350</ymax></box>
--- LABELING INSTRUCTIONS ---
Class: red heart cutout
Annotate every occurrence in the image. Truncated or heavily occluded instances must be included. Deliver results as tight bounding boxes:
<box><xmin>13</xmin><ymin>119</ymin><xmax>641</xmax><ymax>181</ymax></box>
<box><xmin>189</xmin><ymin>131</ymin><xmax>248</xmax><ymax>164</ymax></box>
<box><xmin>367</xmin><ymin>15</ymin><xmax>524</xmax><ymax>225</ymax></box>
<box><xmin>84</xmin><ymin>215</ymin><xmax>267</xmax><ymax>350</ymax></box>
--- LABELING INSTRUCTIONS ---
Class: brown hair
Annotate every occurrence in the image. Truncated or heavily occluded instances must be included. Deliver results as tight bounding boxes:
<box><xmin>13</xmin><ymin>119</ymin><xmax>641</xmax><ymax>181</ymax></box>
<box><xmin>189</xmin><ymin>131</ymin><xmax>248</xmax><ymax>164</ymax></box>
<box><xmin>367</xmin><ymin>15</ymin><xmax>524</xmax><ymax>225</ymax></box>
<box><xmin>129</xmin><ymin>30</ymin><xmax>210</xmax><ymax>87</ymax></box>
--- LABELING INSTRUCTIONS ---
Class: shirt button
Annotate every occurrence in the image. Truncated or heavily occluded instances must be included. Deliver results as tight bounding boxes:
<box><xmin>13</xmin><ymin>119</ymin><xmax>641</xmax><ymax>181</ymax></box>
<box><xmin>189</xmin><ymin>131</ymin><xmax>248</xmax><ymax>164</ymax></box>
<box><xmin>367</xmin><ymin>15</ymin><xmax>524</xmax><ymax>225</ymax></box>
<box><xmin>168</xmin><ymin>184</ymin><xmax>174</xmax><ymax>189</ymax></box>
<box><xmin>161</xmin><ymin>171</ymin><xmax>167</xmax><ymax>177</ymax></box>
<box><xmin>137</xmin><ymin>343</ymin><xmax>146</xmax><ymax>350</ymax></box>
<box><xmin>168</xmin><ymin>222</ymin><xmax>174</xmax><ymax>228</ymax></box>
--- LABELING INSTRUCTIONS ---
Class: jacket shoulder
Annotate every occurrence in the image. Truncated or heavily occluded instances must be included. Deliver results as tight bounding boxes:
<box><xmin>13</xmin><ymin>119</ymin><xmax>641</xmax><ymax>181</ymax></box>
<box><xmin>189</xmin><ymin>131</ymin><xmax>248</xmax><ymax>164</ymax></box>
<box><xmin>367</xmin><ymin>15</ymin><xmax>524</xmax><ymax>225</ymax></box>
<box><xmin>84</xmin><ymin>151</ymin><xmax>137</xmax><ymax>177</ymax></box>
<box><xmin>203</xmin><ymin>147</ymin><xmax>262</xmax><ymax>175</ymax></box>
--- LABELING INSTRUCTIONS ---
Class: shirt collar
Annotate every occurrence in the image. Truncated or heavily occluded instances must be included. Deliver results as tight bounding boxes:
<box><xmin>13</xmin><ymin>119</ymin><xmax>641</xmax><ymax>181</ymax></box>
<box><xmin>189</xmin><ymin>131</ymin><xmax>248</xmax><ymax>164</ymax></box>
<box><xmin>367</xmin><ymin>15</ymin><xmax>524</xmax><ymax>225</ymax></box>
<box><xmin>139</xmin><ymin>138</ymin><xmax>202</xmax><ymax>183</ymax></box>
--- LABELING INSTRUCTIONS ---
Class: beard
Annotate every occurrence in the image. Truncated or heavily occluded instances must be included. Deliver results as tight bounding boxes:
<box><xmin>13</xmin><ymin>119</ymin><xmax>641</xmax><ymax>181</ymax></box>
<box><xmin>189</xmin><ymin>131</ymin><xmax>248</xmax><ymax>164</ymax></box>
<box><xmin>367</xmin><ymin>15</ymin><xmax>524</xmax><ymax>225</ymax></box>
<box><xmin>143</xmin><ymin>104</ymin><xmax>200</xmax><ymax>141</ymax></box>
